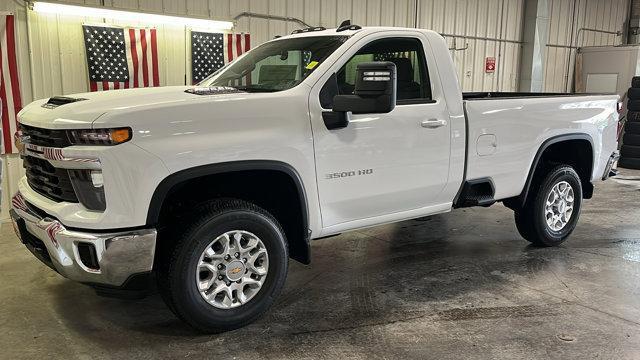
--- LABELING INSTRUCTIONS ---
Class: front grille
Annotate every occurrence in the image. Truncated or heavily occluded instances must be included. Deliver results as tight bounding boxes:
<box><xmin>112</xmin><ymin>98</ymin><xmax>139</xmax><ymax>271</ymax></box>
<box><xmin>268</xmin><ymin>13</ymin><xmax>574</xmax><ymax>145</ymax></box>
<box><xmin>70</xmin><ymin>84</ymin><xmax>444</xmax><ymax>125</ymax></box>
<box><xmin>24</xmin><ymin>156</ymin><xmax>78</xmax><ymax>203</ymax></box>
<box><xmin>21</xmin><ymin>124</ymin><xmax>71</xmax><ymax>148</ymax></box>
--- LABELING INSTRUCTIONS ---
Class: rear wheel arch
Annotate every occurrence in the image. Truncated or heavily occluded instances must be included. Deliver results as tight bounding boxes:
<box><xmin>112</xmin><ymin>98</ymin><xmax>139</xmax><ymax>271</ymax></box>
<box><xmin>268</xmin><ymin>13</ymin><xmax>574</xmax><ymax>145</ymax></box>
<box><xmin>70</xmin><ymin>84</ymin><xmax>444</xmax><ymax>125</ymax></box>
<box><xmin>147</xmin><ymin>160</ymin><xmax>311</xmax><ymax>264</ymax></box>
<box><xmin>508</xmin><ymin>134</ymin><xmax>594</xmax><ymax>208</ymax></box>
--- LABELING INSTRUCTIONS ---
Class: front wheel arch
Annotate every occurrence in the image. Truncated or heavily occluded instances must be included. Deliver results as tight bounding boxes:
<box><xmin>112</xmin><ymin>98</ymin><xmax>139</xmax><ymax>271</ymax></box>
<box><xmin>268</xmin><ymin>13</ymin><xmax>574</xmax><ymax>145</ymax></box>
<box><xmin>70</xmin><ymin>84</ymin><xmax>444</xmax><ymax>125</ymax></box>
<box><xmin>148</xmin><ymin>161</ymin><xmax>311</xmax><ymax>264</ymax></box>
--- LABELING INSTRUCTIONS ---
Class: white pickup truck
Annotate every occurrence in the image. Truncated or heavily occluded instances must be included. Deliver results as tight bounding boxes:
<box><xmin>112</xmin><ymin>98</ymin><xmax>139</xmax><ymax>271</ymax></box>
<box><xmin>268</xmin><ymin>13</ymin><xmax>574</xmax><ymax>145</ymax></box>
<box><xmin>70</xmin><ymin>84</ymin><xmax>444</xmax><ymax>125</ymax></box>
<box><xmin>11</xmin><ymin>25</ymin><xmax>620</xmax><ymax>332</ymax></box>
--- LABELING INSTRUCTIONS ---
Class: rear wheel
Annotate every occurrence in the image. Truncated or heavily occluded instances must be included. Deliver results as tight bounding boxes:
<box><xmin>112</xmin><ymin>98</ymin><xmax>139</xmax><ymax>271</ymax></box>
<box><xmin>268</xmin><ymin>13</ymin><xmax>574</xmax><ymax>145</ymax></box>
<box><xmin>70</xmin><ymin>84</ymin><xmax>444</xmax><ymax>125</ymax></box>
<box><xmin>514</xmin><ymin>165</ymin><xmax>583</xmax><ymax>246</ymax></box>
<box><xmin>158</xmin><ymin>199</ymin><xmax>288</xmax><ymax>333</ymax></box>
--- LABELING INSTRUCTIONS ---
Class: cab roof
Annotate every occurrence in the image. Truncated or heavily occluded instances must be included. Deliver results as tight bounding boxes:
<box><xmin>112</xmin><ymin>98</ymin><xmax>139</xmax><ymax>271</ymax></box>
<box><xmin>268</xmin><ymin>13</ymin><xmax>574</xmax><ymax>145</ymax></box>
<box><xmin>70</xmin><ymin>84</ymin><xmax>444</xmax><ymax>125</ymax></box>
<box><xmin>275</xmin><ymin>26</ymin><xmax>437</xmax><ymax>40</ymax></box>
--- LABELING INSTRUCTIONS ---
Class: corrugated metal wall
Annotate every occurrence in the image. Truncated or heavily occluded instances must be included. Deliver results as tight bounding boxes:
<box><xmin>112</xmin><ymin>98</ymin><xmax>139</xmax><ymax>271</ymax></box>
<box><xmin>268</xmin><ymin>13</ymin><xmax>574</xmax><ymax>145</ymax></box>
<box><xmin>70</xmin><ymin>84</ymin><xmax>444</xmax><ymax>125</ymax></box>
<box><xmin>544</xmin><ymin>0</ymin><xmax>630</xmax><ymax>92</ymax></box>
<box><xmin>418</xmin><ymin>0</ymin><xmax>524</xmax><ymax>91</ymax></box>
<box><xmin>0</xmin><ymin>0</ymin><xmax>629</xmax><ymax>221</ymax></box>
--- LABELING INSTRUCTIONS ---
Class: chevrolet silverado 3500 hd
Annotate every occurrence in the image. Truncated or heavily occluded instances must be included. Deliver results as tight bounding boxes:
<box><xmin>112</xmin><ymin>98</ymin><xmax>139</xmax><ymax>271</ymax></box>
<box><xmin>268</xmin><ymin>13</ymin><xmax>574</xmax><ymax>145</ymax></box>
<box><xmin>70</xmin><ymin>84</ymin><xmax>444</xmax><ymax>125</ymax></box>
<box><xmin>11</xmin><ymin>26</ymin><xmax>620</xmax><ymax>332</ymax></box>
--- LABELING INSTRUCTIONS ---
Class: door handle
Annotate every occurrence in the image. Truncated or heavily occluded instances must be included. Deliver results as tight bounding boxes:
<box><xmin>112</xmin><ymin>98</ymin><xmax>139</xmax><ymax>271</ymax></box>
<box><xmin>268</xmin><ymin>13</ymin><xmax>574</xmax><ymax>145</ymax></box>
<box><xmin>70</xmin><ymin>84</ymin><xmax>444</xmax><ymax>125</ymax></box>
<box><xmin>421</xmin><ymin>119</ymin><xmax>447</xmax><ymax>129</ymax></box>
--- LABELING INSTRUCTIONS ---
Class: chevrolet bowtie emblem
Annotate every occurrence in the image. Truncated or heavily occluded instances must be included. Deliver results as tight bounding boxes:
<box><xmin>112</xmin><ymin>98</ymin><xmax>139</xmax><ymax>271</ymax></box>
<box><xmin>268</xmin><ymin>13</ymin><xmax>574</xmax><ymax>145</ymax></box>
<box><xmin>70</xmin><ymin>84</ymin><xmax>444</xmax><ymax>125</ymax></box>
<box><xmin>229</xmin><ymin>267</ymin><xmax>242</xmax><ymax>275</ymax></box>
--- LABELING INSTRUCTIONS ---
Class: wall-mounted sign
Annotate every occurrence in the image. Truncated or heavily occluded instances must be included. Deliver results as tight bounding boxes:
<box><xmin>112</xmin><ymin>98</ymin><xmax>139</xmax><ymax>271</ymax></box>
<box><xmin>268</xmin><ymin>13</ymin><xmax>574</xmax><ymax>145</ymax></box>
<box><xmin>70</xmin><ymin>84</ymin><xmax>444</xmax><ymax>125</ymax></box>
<box><xmin>485</xmin><ymin>57</ymin><xmax>496</xmax><ymax>73</ymax></box>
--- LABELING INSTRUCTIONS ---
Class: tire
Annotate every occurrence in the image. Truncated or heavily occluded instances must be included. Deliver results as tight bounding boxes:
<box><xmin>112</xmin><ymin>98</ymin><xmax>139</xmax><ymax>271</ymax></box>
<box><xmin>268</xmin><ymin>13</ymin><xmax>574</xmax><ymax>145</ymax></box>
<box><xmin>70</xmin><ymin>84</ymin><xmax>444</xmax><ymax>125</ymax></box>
<box><xmin>626</xmin><ymin>121</ymin><xmax>640</xmax><ymax>135</ymax></box>
<box><xmin>623</xmin><ymin>133</ymin><xmax>640</xmax><ymax>146</ymax></box>
<box><xmin>619</xmin><ymin>157</ymin><xmax>640</xmax><ymax>170</ymax></box>
<box><xmin>157</xmin><ymin>199</ymin><xmax>289</xmax><ymax>333</ymax></box>
<box><xmin>629</xmin><ymin>87</ymin><xmax>640</xmax><ymax>100</ymax></box>
<box><xmin>621</xmin><ymin>145</ymin><xmax>640</xmax><ymax>158</ymax></box>
<box><xmin>514</xmin><ymin>165</ymin><xmax>583</xmax><ymax>247</ymax></box>
<box><xmin>632</xmin><ymin>76</ymin><xmax>640</xmax><ymax>88</ymax></box>
<box><xmin>628</xmin><ymin>111</ymin><xmax>640</xmax><ymax>123</ymax></box>
<box><xmin>629</xmin><ymin>100</ymin><xmax>640</xmax><ymax>112</ymax></box>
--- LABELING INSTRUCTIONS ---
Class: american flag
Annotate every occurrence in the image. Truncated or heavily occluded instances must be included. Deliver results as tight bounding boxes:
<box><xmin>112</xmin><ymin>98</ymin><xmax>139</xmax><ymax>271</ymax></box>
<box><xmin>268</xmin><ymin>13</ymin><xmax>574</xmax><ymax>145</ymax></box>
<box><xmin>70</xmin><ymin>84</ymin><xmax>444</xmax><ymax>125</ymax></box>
<box><xmin>191</xmin><ymin>32</ymin><xmax>250</xmax><ymax>84</ymax></box>
<box><xmin>83</xmin><ymin>24</ymin><xmax>159</xmax><ymax>91</ymax></box>
<box><xmin>1</xmin><ymin>14</ymin><xmax>22</xmax><ymax>154</ymax></box>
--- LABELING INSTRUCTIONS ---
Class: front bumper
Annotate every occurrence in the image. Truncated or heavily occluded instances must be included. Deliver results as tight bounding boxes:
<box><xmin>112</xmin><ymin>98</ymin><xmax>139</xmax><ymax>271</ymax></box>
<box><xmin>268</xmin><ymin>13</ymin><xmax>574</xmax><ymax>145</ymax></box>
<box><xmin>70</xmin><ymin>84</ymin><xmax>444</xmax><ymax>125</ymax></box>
<box><xmin>10</xmin><ymin>192</ymin><xmax>157</xmax><ymax>287</ymax></box>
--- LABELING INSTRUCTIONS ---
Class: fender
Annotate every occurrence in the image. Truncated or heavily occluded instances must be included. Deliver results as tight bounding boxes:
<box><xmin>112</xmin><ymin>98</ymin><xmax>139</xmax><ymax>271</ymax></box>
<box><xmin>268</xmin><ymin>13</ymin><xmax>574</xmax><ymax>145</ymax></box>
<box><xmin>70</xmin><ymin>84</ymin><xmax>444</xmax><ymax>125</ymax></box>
<box><xmin>146</xmin><ymin>160</ymin><xmax>311</xmax><ymax>263</ymax></box>
<box><xmin>516</xmin><ymin>133</ymin><xmax>594</xmax><ymax>206</ymax></box>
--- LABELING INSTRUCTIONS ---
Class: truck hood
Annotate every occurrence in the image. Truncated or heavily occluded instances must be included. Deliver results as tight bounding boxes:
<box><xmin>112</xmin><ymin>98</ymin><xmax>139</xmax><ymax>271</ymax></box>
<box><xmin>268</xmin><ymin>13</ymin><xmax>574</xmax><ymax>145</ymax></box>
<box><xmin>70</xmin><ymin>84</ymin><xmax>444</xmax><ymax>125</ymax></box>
<box><xmin>18</xmin><ymin>86</ymin><xmax>245</xmax><ymax>129</ymax></box>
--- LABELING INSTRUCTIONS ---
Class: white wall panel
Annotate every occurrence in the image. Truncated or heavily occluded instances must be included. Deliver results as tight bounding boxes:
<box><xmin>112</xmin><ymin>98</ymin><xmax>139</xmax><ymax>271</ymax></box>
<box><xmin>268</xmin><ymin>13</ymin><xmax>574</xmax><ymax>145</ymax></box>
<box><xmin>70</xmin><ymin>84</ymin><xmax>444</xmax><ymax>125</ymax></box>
<box><xmin>418</xmin><ymin>0</ymin><xmax>524</xmax><ymax>92</ymax></box>
<box><xmin>544</xmin><ymin>0</ymin><xmax>629</xmax><ymax>92</ymax></box>
<box><xmin>0</xmin><ymin>0</ymin><xmax>628</xmax><ymax>221</ymax></box>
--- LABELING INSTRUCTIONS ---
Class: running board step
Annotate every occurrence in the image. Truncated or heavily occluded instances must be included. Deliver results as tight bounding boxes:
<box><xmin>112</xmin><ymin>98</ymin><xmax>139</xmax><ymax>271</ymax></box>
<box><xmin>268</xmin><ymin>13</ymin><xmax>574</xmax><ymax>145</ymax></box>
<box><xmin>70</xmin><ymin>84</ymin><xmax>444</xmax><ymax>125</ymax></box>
<box><xmin>454</xmin><ymin>178</ymin><xmax>496</xmax><ymax>208</ymax></box>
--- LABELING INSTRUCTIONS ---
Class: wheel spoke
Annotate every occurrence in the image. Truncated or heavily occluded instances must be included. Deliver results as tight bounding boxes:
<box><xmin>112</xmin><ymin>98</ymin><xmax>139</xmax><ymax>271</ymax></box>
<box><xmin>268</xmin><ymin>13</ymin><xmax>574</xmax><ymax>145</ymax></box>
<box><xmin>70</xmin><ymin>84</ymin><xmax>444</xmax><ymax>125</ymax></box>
<box><xmin>233</xmin><ymin>232</ymin><xmax>243</xmax><ymax>251</ymax></box>
<box><xmin>242</xmin><ymin>275</ymin><xmax>260</xmax><ymax>286</ymax></box>
<box><xmin>237</xmin><ymin>289</ymin><xmax>249</xmax><ymax>304</ymax></box>
<box><xmin>204</xmin><ymin>247</ymin><xmax>224</xmax><ymax>260</ymax></box>
<box><xmin>198</xmin><ymin>277</ymin><xmax>215</xmax><ymax>291</ymax></box>
<box><xmin>199</xmin><ymin>262</ymin><xmax>217</xmax><ymax>273</ymax></box>
<box><xmin>242</xmin><ymin>237</ymin><xmax>259</xmax><ymax>252</ymax></box>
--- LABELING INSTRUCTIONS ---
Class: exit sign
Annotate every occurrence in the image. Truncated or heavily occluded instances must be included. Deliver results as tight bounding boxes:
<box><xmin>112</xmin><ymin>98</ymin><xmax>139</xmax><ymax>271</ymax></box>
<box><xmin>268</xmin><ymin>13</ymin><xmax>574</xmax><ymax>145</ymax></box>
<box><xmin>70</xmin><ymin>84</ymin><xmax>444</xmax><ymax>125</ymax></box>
<box><xmin>485</xmin><ymin>57</ymin><xmax>496</xmax><ymax>73</ymax></box>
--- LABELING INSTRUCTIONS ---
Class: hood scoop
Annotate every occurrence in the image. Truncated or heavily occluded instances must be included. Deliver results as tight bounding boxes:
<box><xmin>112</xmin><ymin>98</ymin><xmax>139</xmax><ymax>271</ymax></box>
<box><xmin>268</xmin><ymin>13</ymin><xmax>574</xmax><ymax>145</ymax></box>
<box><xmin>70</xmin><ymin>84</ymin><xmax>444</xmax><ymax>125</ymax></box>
<box><xmin>42</xmin><ymin>96</ymin><xmax>87</xmax><ymax>109</ymax></box>
<box><xmin>185</xmin><ymin>86</ymin><xmax>244</xmax><ymax>96</ymax></box>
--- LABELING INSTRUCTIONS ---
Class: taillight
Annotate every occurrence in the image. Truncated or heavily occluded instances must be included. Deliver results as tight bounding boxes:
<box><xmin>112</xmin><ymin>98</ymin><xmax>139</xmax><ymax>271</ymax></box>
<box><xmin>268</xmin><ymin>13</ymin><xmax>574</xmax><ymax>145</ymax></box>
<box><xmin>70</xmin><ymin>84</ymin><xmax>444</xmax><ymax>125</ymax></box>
<box><xmin>617</xmin><ymin>101</ymin><xmax>624</xmax><ymax>141</ymax></box>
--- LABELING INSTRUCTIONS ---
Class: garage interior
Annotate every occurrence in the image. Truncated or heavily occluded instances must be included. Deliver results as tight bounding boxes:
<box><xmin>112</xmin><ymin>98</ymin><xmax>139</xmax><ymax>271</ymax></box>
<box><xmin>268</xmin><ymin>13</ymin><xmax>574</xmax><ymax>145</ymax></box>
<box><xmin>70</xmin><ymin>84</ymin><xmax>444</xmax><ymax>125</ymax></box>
<box><xmin>1</xmin><ymin>0</ymin><xmax>640</xmax><ymax>359</ymax></box>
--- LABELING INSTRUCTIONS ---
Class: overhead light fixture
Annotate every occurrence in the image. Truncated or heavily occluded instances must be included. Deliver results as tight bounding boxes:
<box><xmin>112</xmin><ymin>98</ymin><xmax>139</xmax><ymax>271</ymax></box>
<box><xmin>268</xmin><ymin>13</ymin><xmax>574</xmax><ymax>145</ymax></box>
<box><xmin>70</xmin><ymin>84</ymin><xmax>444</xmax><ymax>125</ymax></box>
<box><xmin>32</xmin><ymin>1</ymin><xmax>234</xmax><ymax>30</ymax></box>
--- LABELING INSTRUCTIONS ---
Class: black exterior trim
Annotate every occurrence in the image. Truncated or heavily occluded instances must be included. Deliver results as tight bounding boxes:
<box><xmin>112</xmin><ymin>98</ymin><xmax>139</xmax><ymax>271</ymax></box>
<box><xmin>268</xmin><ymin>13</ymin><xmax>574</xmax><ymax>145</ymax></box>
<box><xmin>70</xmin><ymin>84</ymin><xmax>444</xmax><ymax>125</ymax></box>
<box><xmin>517</xmin><ymin>133</ymin><xmax>594</xmax><ymax>206</ymax></box>
<box><xmin>452</xmin><ymin>104</ymin><xmax>471</xmax><ymax>206</ymax></box>
<box><xmin>396</xmin><ymin>98</ymin><xmax>437</xmax><ymax>105</ymax></box>
<box><xmin>88</xmin><ymin>272</ymin><xmax>154</xmax><ymax>299</ymax></box>
<box><xmin>463</xmin><ymin>92</ymin><xmax>614</xmax><ymax>100</ymax></box>
<box><xmin>146</xmin><ymin>161</ymin><xmax>311</xmax><ymax>262</ymax></box>
<box><xmin>453</xmin><ymin>177</ymin><xmax>496</xmax><ymax>208</ymax></box>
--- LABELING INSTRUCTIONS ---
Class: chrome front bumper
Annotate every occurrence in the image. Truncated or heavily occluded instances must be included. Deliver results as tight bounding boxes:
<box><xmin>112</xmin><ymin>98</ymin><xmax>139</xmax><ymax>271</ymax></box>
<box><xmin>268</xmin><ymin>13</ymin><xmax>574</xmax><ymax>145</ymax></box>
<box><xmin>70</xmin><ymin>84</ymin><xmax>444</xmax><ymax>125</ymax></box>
<box><xmin>10</xmin><ymin>192</ymin><xmax>157</xmax><ymax>287</ymax></box>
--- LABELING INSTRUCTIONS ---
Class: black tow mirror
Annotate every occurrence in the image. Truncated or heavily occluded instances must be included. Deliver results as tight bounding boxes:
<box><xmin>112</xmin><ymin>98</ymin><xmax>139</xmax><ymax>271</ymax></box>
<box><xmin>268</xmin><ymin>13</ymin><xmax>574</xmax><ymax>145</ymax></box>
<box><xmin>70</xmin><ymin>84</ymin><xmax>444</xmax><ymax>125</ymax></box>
<box><xmin>323</xmin><ymin>62</ymin><xmax>397</xmax><ymax>130</ymax></box>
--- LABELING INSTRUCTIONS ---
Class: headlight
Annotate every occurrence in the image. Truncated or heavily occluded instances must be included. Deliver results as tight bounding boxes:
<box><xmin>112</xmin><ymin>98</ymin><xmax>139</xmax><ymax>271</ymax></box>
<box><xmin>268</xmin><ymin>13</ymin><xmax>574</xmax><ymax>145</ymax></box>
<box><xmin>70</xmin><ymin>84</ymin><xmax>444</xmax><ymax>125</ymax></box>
<box><xmin>67</xmin><ymin>128</ymin><xmax>132</xmax><ymax>145</ymax></box>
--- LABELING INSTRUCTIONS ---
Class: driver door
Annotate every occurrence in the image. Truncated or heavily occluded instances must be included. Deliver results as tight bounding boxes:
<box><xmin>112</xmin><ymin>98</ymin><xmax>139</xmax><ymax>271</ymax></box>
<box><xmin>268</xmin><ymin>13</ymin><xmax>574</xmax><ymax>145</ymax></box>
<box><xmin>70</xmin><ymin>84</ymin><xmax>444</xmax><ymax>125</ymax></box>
<box><xmin>309</xmin><ymin>35</ymin><xmax>452</xmax><ymax>231</ymax></box>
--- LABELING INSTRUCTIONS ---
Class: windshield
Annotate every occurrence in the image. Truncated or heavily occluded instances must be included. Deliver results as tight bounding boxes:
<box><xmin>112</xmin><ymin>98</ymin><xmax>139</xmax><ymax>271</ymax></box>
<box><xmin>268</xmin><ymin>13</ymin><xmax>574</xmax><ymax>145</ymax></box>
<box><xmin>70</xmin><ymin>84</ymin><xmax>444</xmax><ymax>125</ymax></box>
<box><xmin>199</xmin><ymin>36</ymin><xmax>348</xmax><ymax>92</ymax></box>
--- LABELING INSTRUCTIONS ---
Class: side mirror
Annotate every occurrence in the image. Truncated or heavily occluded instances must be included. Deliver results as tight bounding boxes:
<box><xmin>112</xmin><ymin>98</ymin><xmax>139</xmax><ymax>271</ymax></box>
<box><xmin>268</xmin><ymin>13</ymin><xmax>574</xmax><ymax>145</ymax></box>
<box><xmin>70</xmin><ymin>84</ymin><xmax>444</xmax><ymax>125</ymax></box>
<box><xmin>323</xmin><ymin>62</ymin><xmax>397</xmax><ymax>130</ymax></box>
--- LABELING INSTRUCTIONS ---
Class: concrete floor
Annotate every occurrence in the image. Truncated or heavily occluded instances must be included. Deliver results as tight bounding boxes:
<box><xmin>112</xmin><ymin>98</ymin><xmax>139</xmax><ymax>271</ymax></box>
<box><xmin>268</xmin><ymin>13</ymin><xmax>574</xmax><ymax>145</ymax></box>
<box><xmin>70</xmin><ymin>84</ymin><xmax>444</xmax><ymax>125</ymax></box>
<box><xmin>1</xmin><ymin>170</ymin><xmax>640</xmax><ymax>360</ymax></box>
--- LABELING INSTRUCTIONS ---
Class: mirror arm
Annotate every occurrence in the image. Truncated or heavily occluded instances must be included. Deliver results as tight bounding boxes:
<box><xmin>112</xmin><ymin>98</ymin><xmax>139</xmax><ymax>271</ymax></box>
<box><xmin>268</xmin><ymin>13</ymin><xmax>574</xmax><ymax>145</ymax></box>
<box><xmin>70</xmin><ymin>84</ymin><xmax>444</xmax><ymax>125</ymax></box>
<box><xmin>322</xmin><ymin>110</ymin><xmax>350</xmax><ymax>130</ymax></box>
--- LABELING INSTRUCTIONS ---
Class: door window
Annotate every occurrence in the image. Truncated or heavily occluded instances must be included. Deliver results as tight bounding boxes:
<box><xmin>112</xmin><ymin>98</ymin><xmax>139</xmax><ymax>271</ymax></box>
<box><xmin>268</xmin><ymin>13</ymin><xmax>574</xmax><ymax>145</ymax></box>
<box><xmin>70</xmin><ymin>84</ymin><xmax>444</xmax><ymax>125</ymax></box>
<box><xmin>336</xmin><ymin>37</ymin><xmax>432</xmax><ymax>103</ymax></box>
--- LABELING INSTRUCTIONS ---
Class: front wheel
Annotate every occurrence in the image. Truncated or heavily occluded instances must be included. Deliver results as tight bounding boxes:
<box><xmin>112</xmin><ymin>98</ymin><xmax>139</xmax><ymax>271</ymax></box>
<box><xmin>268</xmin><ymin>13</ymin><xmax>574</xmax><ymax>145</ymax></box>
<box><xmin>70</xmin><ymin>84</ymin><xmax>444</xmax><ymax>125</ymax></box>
<box><xmin>514</xmin><ymin>165</ymin><xmax>583</xmax><ymax>246</ymax></box>
<box><xmin>158</xmin><ymin>199</ymin><xmax>289</xmax><ymax>333</ymax></box>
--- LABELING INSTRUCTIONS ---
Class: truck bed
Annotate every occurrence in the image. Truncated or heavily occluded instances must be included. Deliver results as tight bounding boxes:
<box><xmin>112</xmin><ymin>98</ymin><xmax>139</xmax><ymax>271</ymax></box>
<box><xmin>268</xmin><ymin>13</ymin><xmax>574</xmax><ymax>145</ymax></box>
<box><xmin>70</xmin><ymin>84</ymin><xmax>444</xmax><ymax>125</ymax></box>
<box><xmin>462</xmin><ymin>94</ymin><xmax>620</xmax><ymax>201</ymax></box>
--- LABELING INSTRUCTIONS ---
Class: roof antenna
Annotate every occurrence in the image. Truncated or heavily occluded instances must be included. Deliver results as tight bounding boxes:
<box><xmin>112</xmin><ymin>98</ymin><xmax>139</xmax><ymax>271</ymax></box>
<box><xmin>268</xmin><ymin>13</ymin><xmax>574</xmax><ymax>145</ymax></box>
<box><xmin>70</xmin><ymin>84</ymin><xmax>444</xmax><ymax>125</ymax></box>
<box><xmin>338</xmin><ymin>20</ymin><xmax>351</xmax><ymax>28</ymax></box>
<box><xmin>337</xmin><ymin>19</ymin><xmax>362</xmax><ymax>32</ymax></box>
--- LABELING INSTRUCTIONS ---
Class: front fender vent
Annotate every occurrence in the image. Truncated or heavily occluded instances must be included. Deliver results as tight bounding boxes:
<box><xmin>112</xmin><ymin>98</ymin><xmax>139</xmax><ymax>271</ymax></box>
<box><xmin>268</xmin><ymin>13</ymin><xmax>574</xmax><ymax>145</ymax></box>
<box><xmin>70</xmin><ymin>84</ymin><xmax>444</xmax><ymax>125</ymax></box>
<box><xmin>42</xmin><ymin>96</ymin><xmax>87</xmax><ymax>109</ymax></box>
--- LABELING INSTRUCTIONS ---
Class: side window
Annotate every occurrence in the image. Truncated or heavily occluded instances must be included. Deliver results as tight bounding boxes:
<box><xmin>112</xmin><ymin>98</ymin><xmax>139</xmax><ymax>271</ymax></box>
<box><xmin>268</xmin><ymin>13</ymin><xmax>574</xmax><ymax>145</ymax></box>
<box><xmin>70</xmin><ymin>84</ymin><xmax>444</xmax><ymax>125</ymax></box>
<box><xmin>336</xmin><ymin>37</ymin><xmax>432</xmax><ymax>104</ymax></box>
